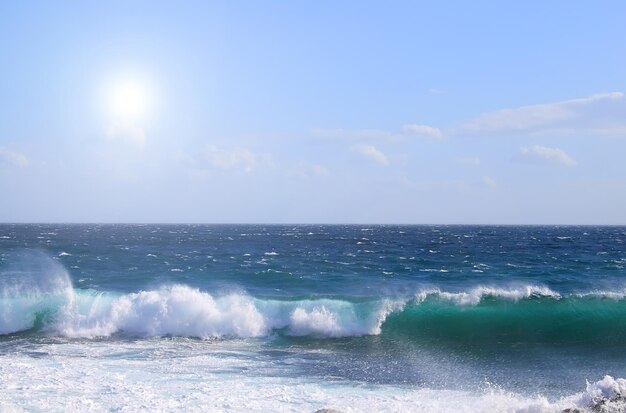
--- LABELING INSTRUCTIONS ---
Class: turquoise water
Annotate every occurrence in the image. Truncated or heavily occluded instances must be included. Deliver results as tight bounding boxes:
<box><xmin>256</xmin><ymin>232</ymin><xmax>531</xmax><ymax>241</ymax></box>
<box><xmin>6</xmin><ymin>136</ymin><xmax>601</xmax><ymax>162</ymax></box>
<box><xmin>1</xmin><ymin>224</ymin><xmax>626</xmax><ymax>412</ymax></box>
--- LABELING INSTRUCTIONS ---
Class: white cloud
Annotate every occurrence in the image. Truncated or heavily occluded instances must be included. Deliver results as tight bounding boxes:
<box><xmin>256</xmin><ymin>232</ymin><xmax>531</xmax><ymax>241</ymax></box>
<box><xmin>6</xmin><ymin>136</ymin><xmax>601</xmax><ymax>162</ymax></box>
<box><xmin>314</xmin><ymin>91</ymin><xmax>626</xmax><ymax>149</ymax></box>
<box><xmin>286</xmin><ymin>162</ymin><xmax>330</xmax><ymax>180</ymax></box>
<box><xmin>173</xmin><ymin>151</ymin><xmax>196</xmax><ymax>167</ymax></box>
<box><xmin>457</xmin><ymin>157</ymin><xmax>481</xmax><ymax>166</ymax></box>
<box><xmin>314</xmin><ymin>128</ymin><xmax>397</xmax><ymax>142</ymax></box>
<box><xmin>314</xmin><ymin>123</ymin><xmax>443</xmax><ymax>142</ymax></box>
<box><xmin>515</xmin><ymin>145</ymin><xmax>577</xmax><ymax>166</ymax></box>
<box><xmin>458</xmin><ymin>92</ymin><xmax>625</xmax><ymax>136</ymax></box>
<box><xmin>312</xmin><ymin>164</ymin><xmax>330</xmax><ymax>176</ymax></box>
<box><xmin>352</xmin><ymin>144</ymin><xmax>389</xmax><ymax>165</ymax></box>
<box><xmin>205</xmin><ymin>145</ymin><xmax>274</xmax><ymax>173</ymax></box>
<box><xmin>482</xmin><ymin>176</ymin><xmax>496</xmax><ymax>188</ymax></box>
<box><xmin>402</xmin><ymin>124</ymin><xmax>443</xmax><ymax>139</ymax></box>
<box><xmin>106</xmin><ymin>121</ymin><xmax>146</xmax><ymax>146</ymax></box>
<box><xmin>0</xmin><ymin>146</ymin><xmax>28</xmax><ymax>167</ymax></box>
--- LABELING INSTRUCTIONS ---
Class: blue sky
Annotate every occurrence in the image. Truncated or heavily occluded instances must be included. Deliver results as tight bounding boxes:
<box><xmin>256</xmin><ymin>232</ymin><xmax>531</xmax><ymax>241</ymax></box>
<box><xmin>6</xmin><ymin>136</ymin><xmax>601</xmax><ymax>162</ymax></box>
<box><xmin>1</xmin><ymin>1</ymin><xmax>625</xmax><ymax>224</ymax></box>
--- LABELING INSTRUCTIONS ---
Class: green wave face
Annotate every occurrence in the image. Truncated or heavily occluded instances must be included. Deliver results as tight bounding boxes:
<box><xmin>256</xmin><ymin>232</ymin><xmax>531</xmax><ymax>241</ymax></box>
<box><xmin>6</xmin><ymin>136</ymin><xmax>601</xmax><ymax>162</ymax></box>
<box><xmin>382</xmin><ymin>296</ymin><xmax>626</xmax><ymax>347</ymax></box>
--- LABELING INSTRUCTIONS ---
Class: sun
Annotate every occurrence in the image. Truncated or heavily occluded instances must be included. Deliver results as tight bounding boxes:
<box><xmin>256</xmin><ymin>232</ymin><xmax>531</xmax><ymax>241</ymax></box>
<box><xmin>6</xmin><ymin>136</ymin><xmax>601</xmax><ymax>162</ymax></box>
<box><xmin>108</xmin><ymin>80</ymin><xmax>150</xmax><ymax>119</ymax></box>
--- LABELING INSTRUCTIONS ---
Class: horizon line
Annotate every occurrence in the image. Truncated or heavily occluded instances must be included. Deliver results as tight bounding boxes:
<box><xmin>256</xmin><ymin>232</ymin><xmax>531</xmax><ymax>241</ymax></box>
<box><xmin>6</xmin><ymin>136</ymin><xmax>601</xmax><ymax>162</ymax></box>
<box><xmin>1</xmin><ymin>222</ymin><xmax>625</xmax><ymax>227</ymax></box>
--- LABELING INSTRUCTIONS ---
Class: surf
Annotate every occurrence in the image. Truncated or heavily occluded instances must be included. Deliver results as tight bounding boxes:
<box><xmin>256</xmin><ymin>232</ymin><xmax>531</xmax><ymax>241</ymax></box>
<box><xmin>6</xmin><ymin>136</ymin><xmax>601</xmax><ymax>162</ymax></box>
<box><xmin>3</xmin><ymin>252</ymin><xmax>626</xmax><ymax>347</ymax></box>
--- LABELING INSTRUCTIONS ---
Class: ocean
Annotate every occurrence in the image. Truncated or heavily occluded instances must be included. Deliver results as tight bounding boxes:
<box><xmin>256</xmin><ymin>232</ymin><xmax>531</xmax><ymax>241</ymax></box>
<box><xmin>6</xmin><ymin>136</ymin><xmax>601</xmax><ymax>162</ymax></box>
<box><xmin>1</xmin><ymin>224</ymin><xmax>625</xmax><ymax>412</ymax></box>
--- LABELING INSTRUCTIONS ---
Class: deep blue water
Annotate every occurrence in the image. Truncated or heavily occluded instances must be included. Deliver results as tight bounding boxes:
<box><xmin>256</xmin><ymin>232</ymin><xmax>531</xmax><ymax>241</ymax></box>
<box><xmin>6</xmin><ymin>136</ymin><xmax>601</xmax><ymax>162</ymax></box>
<box><xmin>3</xmin><ymin>224</ymin><xmax>625</xmax><ymax>295</ymax></box>
<box><xmin>1</xmin><ymin>224</ymin><xmax>626</xmax><ymax>411</ymax></box>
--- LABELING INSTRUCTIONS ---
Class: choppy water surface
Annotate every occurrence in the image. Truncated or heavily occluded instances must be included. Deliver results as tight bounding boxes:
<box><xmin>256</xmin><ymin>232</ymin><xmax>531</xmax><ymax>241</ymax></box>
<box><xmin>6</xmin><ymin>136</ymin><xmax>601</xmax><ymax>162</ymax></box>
<box><xmin>1</xmin><ymin>224</ymin><xmax>626</xmax><ymax>412</ymax></box>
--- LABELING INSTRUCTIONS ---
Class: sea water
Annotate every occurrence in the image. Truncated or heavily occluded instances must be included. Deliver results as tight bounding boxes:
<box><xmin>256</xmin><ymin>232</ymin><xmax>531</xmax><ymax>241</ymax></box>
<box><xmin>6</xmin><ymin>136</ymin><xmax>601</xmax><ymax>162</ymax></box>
<box><xmin>1</xmin><ymin>224</ymin><xmax>626</xmax><ymax>412</ymax></box>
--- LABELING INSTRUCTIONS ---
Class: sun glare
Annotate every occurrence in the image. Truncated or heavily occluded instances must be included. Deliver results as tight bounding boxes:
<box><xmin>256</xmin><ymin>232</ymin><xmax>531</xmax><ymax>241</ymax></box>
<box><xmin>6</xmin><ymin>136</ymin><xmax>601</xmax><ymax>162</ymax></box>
<box><xmin>108</xmin><ymin>81</ymin><xmax>150</xmax><ymax>119</ymax></box>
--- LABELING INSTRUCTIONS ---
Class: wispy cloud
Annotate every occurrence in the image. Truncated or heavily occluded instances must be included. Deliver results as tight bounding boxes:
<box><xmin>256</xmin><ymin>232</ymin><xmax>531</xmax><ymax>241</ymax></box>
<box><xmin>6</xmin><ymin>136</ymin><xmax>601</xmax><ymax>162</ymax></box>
<box><xmin>314</xmin><ymin>124</ymin><xmax>443</xmax><ymax>142</ymax></box>
<box><xmin>204</xmin><ymin>145</ymin><xmax>274</xmax><ymax>172</ymax></box>
<box><xmin>457</xmin><ymin>156</ymin><xmax>481</xmax><ymax>166</ymax></box>
<box><xmin>402</xmin><ymin>124</ymin><xmax>443</xmax><ymax>139</ymax></box>
<box><xmin>482</xmin><ymin>176</ymin><xmax>496</xmax><ymax>188</ymax></box>
<box><xmin>0</xmin><ymin>146</ymin><xmax>28</xmax><ymax>167</ymax></box>
<box><xmin>314</xmin><ymin>128</ymin><xmax>397</xmax><ymax>142</ymax></box>
<box><xmin>352</xmin><ymin>144</ymin><xmax>389</xmax><ymax>165</ymax></box>
<box><xmin>514</xmin><ymin>145</ymin><xmax>577</xmax><ymax>166</ymax></box>
<box><xmin>286</xmin><ymin>162</ymin><xmax>330</xmax><ymax>180</ymax></box>
<box><xmin>315</xmin><ymin>92</ymin><xmax>626</xmax><ymax>146</ymax></box>
<box><xmin>457</xmin><ymin>92</ymin><xmax>625</xmax><ymax>136</ymax></box>
<box><xmin>106</xmin><ymin>121</ymin><xmax>146</xmax><ymax>146</ymax></box>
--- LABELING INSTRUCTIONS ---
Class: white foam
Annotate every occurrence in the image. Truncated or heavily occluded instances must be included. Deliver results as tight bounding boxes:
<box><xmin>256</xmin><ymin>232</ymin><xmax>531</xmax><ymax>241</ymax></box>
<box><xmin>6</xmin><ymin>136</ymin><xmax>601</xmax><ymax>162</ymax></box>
<box><xmin>563</xmin><ymin>375</ymin><xmax>626</xmax><ymax>412</ymax></box>
<box><xmin>276</xmin><ymin>299</ymin><xmax>403</xmax><ymax>338</ymax></box>
<box><xmin>575</xmin><ymin>289</ymin><xmax>626</xmax><ymax>300</ymax></box>
<box><xmin>4</xmin><ymin>284</ymin><xmax>402</xmax><ymax>339</ymax></box>
<box><xmin>58</xmin><ymin>286</ymin><xmax>268</xmax><ymax>339</ymax></box>
<box><xmin>0</xmin><ymin>340</ymin><xmax>620</xmax><ymax>412</ymax></box>
<box><xmin>289</xmin><ymin>306</ymin><xmax>343</xmax><ymax>336</ymax></box>
<box><xmin>415</xmin><ymin>285</ymin><xmax>560</xmax><ymax>306</ymax></box>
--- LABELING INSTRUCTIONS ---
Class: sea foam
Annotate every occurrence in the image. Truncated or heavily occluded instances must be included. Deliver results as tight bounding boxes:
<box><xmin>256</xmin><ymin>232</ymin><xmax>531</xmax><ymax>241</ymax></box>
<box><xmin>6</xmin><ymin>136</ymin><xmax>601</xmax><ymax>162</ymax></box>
<box><xmin>57</xmin><ymin>286</ymin><xmax>268</xmax><ymax>338</ymax></box>
<box><xmin>57</xmin><ymin>288</ymin><xmax>399</xmax><ymax>339</ymax></box>
<box><xmin>0</xmin><ymin>338</ymin><xmax>624</xmax><ymax>413</ymax></box>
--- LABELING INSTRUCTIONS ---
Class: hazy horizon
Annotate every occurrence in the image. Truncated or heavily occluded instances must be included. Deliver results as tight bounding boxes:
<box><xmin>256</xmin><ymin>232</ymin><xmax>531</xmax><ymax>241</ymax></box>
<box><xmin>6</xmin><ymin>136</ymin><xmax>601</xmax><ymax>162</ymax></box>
<box><xmin>2</xmin><ymin>222</ymin><xmax>625</xmax><ymax>227</ymax></box>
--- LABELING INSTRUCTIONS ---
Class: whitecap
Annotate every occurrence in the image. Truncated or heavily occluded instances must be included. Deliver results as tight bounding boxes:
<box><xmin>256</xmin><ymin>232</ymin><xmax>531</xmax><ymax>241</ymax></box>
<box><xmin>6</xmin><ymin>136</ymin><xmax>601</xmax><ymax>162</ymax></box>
<box><xmin>414</xmin><ymin>285</ymin><xmax>560</xmax><ymax>306</ymax></box>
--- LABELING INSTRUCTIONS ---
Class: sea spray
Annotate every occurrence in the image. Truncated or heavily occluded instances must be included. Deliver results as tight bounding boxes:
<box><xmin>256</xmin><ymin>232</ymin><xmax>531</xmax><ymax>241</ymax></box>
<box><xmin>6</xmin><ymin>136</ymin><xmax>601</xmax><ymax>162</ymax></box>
<box><xmin>0</xmin><ymin>251</ymin><xmax>73</xmax><ymax>334</ymax></box>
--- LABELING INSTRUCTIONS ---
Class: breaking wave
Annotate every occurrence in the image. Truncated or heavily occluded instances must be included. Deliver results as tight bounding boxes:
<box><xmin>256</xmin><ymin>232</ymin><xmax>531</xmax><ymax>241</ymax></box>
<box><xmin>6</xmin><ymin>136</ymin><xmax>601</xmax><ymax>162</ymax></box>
<box><xmin>0</xmin><ymin>252</ymin><xmax>73</xmax><ymax>335</ymax></box>
<box><xmin>3</xmin><ymin>254</ymin><xmax>626</xmax><ymax>345</ymax></box>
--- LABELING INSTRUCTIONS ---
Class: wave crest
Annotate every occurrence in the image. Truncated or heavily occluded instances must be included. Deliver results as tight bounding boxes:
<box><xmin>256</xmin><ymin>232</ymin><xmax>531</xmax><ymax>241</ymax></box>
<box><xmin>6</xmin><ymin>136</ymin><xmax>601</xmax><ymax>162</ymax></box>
<box><xmin>58</xmin><ymin>286</ymin><xmax>268</xmax><ymax>339</ymax></box>
<box><xmin>1</xmin><ymin>275</ymin><xmax>398</xmax><ymax>339</ymax></box>
<box><xmin>3</xmin><ymin>255</ymin><xmax>626</xmax><ymax>343</ymax></box>
<box><xmin>562</xmin><ymin>375</ymin><xmax>626</xmax><ymax>412</ymax></box>
<box><xmin>59</xmin><ymin>287</ymin><xmax>399</xmax><ymax>339</ymax></box>
<box><xmin>414</xmin><ymin>285</ymin><xmax>560</xmax><ymax>306</ymax></box>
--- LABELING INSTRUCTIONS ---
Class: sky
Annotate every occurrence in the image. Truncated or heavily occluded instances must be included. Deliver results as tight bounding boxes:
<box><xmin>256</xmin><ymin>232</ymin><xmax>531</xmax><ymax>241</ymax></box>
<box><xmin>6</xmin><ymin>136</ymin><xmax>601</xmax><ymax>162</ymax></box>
<box><xmin>1</xmin><ymin>1</ymin><xmax>626</xmax><ymax>224</ymax></box>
